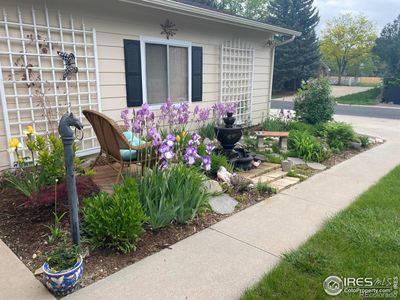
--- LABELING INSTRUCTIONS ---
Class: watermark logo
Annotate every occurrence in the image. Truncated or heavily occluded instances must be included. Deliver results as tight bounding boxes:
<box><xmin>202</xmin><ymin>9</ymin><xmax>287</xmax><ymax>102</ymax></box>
<box><xmin>323</xmin><ymin>276</ymin><xmax>343</xmax><ymax>296</ymax></box>
<box><xmin>323</xmin><ymin>276</ymin><xmax>398</xmax><ymax>298</ymax></box>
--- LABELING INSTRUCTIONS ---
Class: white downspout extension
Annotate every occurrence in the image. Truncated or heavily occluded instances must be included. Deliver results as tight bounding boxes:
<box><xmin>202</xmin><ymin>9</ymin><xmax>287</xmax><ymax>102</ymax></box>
<box><xmin>266</xmin><ymin>34</ymin><xmax>296</xmax><ymax>117</ymax></box>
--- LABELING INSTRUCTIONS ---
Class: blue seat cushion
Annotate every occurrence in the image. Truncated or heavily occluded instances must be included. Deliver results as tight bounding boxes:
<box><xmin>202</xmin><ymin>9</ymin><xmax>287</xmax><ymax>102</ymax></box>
<box><xmin>120</xmin><ymin>131</ymin><xmax>146</xmax><ymax>161</ymax></box>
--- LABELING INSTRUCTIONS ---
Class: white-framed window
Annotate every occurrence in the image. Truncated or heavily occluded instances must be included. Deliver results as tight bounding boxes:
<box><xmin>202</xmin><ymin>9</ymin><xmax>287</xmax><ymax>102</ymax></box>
<box><xmin>140</xmin><ymin>36</ymin><xmax>192</xmax><ymax>106</ymax></box>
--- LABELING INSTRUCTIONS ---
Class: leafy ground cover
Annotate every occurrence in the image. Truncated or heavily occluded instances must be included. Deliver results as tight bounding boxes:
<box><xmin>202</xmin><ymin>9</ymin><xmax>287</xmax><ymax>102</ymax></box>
<box><xmin>242</xmin><ymin>165</ymin><xmax>400</xmax><ymax>300</ymax></box>
<box><xmin>335</xmin><ymin>86</ymin><xmax>382</xmax><ymax>105</ymax></box>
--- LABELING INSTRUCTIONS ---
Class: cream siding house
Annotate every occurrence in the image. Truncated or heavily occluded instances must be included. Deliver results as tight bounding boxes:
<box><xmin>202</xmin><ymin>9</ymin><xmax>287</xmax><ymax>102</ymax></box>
<box><xmin>0</xmin><ymin>0</ymin><xmax>300</xmax><ymax>169</ymax></box>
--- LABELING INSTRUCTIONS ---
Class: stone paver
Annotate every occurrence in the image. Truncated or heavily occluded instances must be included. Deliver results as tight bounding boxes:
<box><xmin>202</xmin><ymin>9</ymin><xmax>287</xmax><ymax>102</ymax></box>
<box><xmin>237</xmin><ymin>162</ymin><xmax>280</xmax><ymax>179</ymax></box>
<box><xmin>270</xmin><ymin>177</ymin><xmax>300</xmax><ymax>192</ymax></box>
<box><xmin>208</xmin><ymin>194</ymin><xmax>238</xmax><ymax>214</ymax></box>
<box><xmin>0</xmin><ymin>240</ymin><xmax>55</xmax><ymax>300</ymax></box>
<box><xmin>306</xmin><ymin>162</ymin><xmax>327</xmax><ymax>171</ymax></box>
<box><xmin>288</xmin><ymin>157</ymin><xmax>305</xmax><ymax>165</ymax></box>
<box><xmin>252</xmin><ymin>169</ymin><xmax>287</xmax><ymax>184</ymax></box>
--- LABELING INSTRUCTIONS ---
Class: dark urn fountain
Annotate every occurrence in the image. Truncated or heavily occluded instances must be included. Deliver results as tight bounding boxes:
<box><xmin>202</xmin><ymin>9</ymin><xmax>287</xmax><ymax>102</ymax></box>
<box><xmin>215</xmin><ymin>112</ymin><xmax>254</xmax><ymax>170</ymax></box>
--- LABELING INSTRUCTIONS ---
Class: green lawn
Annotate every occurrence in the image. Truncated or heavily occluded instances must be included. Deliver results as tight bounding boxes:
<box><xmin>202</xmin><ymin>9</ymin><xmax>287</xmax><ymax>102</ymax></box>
<box><xmin>242</xmin><ymin>165</ymin><xmax>400</xmax><ymax>300</ymax></box>
<box><xmin>335</xmin><ymin>87</ymin><xmax>382</xmax><ymax>105</ymax></box>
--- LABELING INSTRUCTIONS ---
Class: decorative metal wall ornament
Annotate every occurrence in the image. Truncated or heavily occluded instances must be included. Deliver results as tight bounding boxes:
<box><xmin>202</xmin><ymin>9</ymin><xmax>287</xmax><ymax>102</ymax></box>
<box><xmin>57</xmin><ymin>51</ymin><xmax>79</xmax><ymax>80</ymax></box>
<box><xmin>160</xmin><ymin>19</ymin><xmax>178</xmax><ymax>39</ymax></box>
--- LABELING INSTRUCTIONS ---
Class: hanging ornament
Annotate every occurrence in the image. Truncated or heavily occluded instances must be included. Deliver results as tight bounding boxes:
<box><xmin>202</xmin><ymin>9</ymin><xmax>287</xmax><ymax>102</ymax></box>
<box><xmin>57</xmin><ymin>51</ymin><xmax>78</xmax><ymax>80</ymax></box>
<box><xmin>160</xmin><ymin>19</ymin><xmax>178</xmax><ymax>40</ymax></box>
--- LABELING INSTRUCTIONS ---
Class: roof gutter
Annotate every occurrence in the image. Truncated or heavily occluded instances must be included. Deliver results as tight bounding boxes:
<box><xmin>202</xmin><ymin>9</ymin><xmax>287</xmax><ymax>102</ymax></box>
<box><xmin>266</xmin><ymin>34</ymin><xmax>297</xmax><ymax>48</ymax></box>
<box><xmin>119</xmin><ymin>0</ymin><xmax>301</xmax><ymax>37</ymax></box>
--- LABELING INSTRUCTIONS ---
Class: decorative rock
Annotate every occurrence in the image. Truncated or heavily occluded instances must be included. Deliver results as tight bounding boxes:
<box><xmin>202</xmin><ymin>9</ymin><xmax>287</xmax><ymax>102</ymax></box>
<box><xmin>252</xmin><ymin>160</ymin><xmax>261</xmax><ymax>168</ymax></box>
<box><xmin>34</xmin><ymin>266</ymin><xmax>44</xmax><ymax>276</ymax></box>
<box><xmin>208</xmin><ymin>194</ymin><xmax>238</xmax><ymax>214</ymax></box>
<box><xmin>375</xmin><ymin>138</ymin><xmax>384</xmax><ymax>143</ymax></box>
<box><xmin>307</xmin><ymin>162</ymin><xmax>327</xmax><ymax>171</ymax></box>
<box><xmin>203</xmin><ymin>179</ymin><xmax>223</xmax><ymax>194</ymax></box>
<box><xmin>349</xmin><ymin>141</ymin><xmax>362</xmax><ymax>150</ymax></box>
<box><xmin>217</xmin><ymin>167</ymin><xmax>233</xmax><ymax>185</ymax></box>
<box><xmin>281</xmin><ymin>160</ymin><xmax>293</xmax><ymax>172</ymax></box>
<box><xmin>230</xmin><ymin>174</ymin><xmax>253</xmax><ymax>191</ymax></box>
<box><xmin>288</xmin><ymin>157</ymin><xmax>305</xmax><ymax>165</ymax></box>
<box><xmin>203</xmin><ymin>138</ymin><xmax>212</xmax><ymax>145</ymax></box>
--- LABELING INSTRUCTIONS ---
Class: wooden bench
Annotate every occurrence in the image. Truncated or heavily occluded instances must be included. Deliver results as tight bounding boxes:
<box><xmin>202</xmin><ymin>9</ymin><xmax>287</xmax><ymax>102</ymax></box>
<box><xmin>255</xmin><ymin>131</ymin><xmax>289</xmax><ymax>151</ymax></box>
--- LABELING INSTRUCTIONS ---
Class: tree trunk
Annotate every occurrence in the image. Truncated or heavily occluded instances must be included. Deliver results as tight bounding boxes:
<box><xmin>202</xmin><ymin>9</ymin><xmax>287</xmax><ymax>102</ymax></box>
<box><xmin>338</xmin><ymin>73</ymin><xmax>342</xmax><ymax>86</ymax></box>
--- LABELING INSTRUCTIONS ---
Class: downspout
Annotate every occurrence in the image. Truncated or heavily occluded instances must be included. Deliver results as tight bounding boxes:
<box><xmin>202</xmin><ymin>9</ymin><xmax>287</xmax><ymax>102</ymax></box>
<box><xmin>266</xmin><ymin>34</ymin><xmax>296</xmax><ymax>117</ymax></box>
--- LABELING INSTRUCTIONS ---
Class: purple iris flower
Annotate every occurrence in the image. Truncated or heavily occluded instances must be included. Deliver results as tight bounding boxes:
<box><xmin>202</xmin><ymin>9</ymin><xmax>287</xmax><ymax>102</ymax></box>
<box><xmin>159</xmin><ymin>142</ymin><xmax>174</xmax><ymax>160</ymax></box>
<box><xmin>226</xmin><ymin>102</ymin><xmax>238</xmax><ymax>114</ymax></box>
<box><xmin>206</xmin><ymin>143</ymin><xmax>215</xmax><ymax>155</ymax></box>
<box><xmin>120</xmin><ymin>107</ymin><xmax>131</xmax><ymax>130</ymax></box>
<box><xmin>189</xmin><ymin>133</ymin><xmax>201</xmax><ymax>146</ymax></box>
<box><xmin>184</xmin><ymin>146</ymin><xmax>200</xmax><ymax>165</ymax></box>
<box><xmin>166</xmin><ymin>134</ymin><xmax>176</xmax><ymax>147</ymax></box>
<box><xmin>132</xmin><ymin>119</ymin><xmax>142</xmax><ymax>135</ymax></box>
<box><xmin>201</xmin><ymin>155</ymin><xmax>212</xmax><ymax>171</ymax></box>
<box><xmin>160</xmin><ymin>159</ymin><xmax>168</xmax><ymax>170</ymax></box>
<box><xmin>194</xmin><ymin>105</ymin><xmax>200</xmax><ymax>115</ymax></box>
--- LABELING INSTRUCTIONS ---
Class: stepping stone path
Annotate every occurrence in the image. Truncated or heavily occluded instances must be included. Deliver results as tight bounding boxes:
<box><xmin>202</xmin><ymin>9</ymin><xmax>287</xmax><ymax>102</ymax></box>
<box><xmin>307</xmin><ymin>162</ymin><xmax>327</xmax><ymax>171</ymax></box>
<box><xmin>238</xmin><ymin>162</ymin><xmax>300</xmax><ymax>192</ymax></box>
<box><xmin>209</xmin><ymin>194</ymin><xmax>238</xmax><ymax>214</ymax></box>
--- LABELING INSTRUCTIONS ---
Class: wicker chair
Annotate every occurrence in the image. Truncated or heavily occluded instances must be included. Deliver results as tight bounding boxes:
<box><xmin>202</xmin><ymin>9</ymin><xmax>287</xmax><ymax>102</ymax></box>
<box><xmin>83</xmin><ymin>109</ymin><xmax>153</xmax><ymax>183</ymax></box>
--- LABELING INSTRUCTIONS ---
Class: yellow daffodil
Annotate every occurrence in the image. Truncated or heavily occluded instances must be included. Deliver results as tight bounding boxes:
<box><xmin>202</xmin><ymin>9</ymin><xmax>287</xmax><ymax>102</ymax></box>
<box><xmin>23</xmin><ymin>125</ymin><xmax>36</xmax><ymax>136</ymax></box>
<box><xmin>8</xmin><ymin>138</ymin><xmax>23</xmax><ymax>152</ymax></box>
<box><xmin>182</xmin><ymin>131</ymin><xmax>187</xmax><ymax>138</ymax></box>
<box><xmin>176</xmin><ymin>135</ymin><xmax>181</xmax><ymax>143</ymax></box>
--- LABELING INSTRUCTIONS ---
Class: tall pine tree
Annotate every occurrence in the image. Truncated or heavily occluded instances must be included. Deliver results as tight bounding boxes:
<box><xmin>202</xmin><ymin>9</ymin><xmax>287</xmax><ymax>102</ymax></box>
<box><xmin>266</xmin><ymin>0</ymin><xmax>320</xmax><ymax>92</ymax></box>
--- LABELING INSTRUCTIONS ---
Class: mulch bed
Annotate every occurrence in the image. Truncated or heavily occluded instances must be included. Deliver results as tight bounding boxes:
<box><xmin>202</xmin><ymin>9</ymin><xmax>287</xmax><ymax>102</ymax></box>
<box><xmin>0</xmin><ymin>142</ymin><xmax>380</xmax><ymax>288</ymax></box>
<box><xmin>0</xmin><ymin>184</ymin><xmax>267</xmax><ymax>287</ymax></box>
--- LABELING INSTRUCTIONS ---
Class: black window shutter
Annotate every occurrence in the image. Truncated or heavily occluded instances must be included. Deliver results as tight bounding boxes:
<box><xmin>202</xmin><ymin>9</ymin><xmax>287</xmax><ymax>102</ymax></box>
<box><xmin>192</xmin><ymin>46</ymin><xmax>203</xmax><ymax>102</ymax></box>
<box><xmin>124</xmin><ymin>39</ymin><xmax>143</xmax><ymax>107</ymax></box>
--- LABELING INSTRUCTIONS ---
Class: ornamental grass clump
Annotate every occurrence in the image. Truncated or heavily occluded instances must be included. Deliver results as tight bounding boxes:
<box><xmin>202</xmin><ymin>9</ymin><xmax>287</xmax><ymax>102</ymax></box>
<box><xmin>137</xmin><ymin>163</ymin><xmax>210</xmax><ymax>229</ymax></box>
<box><xmin>83</xmin><ymin>177</ymin><xmax>147</xmax><ymax>253</ymax></box>
<box><xmin>288</xmin><ymin>130</ymin><xmax>330</xmax><ymax>162</ymax></box>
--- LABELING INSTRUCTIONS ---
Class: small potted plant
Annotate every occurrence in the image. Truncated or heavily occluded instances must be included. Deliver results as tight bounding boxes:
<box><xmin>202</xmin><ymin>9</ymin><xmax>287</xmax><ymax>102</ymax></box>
<box><xmin>43</xmin><ymin>244</ymin><xmax>83</xmax><ymax>296</ymax></box>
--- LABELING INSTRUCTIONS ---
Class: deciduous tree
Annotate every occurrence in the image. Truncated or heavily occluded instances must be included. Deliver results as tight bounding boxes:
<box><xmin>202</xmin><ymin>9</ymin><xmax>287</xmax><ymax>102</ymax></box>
<box><xmin>320</xmin><ymin>13</ymin><xmax>377</xmax><ymax>85</ymax></box>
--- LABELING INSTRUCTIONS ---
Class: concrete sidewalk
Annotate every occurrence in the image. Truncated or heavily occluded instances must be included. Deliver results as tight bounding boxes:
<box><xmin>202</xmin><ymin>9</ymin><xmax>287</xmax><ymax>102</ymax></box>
<box><xmin>65</xmin><ymin>116</ymin><xmax>400</xmax><ymax>300</ymax></box>
<box><xmin>0</xmin><ymin>240</ymin><xmax>55</xmax><ymax>300</ymax></box>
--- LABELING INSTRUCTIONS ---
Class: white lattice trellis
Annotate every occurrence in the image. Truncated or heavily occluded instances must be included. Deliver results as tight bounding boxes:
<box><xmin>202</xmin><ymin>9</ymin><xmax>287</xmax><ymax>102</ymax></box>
<box><xmin>220</xmin><ymin>40</ymin><xmax>255</xmax><ymax>124</ymax></box>
<box><xmin>0</xmin><ymin>6</ymin><xmax>101</xmax><ymax>166</ymax></box>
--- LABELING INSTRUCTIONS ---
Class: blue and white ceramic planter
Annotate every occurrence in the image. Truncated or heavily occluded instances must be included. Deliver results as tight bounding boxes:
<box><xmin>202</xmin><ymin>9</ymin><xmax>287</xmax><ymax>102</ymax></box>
<box><xmin>43</xmin><ymin>255</ymin><xmax>84</xmax><ymax>296</ymax></box>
